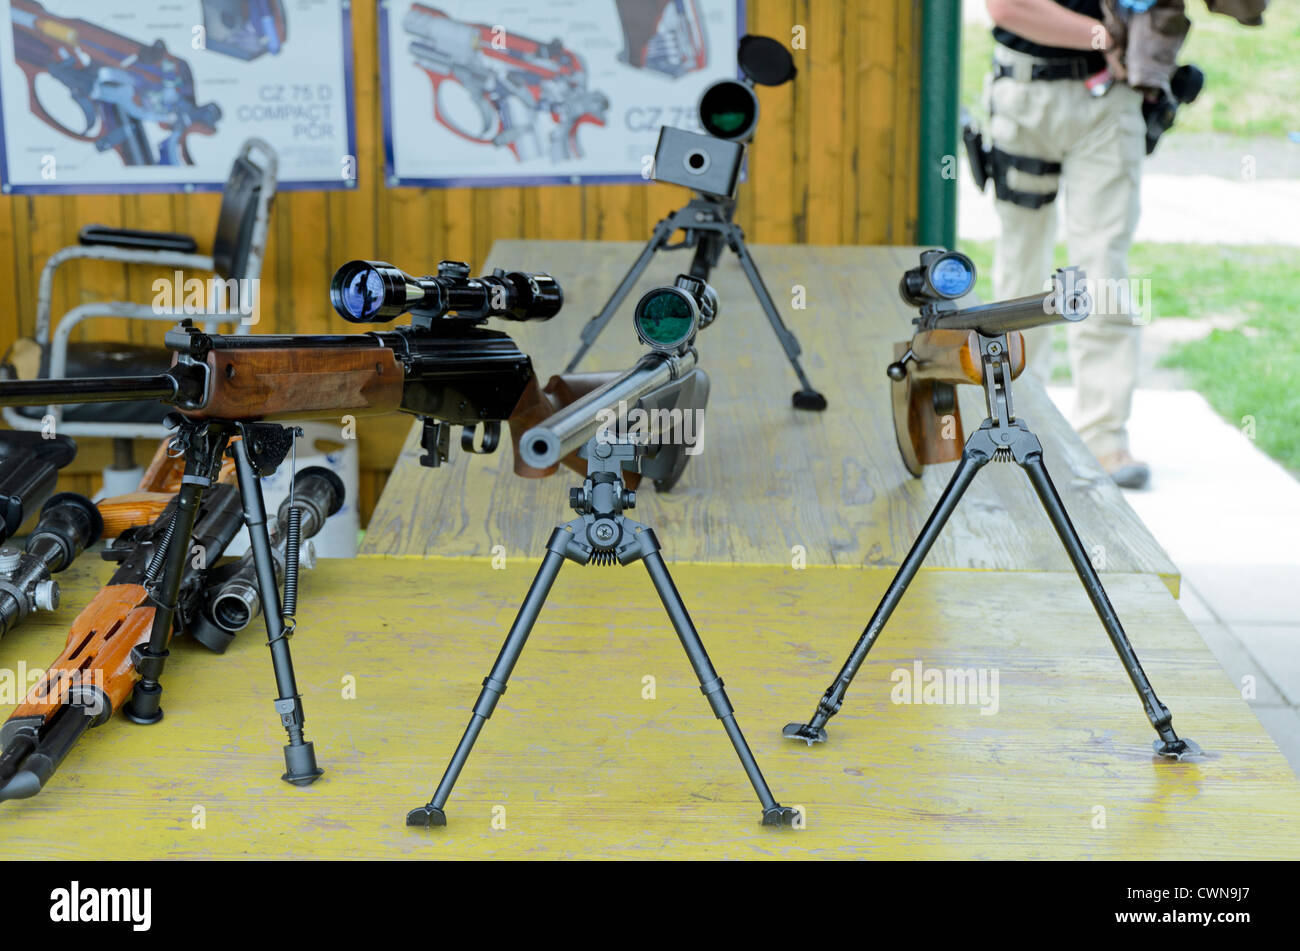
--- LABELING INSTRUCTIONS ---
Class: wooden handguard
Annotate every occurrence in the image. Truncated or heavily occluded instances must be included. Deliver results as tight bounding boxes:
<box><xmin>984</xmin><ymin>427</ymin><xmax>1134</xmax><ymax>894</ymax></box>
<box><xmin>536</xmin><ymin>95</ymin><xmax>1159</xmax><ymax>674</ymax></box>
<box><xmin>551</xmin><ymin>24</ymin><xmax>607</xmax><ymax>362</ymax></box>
<box><xmin>176</xmin><ymin>346</ymin><xmax>406</xmax><ymax>422</ymax></box>
<box><xmin>891</xmin><ymin>330</ymin><xmax>1026</xmax><ymax>476</ymax></box>
<box><xmin>509</xmin><ymin>371</ymin><xmax>643</xmax><ymax>488</ymax></box>
<box><xmin>10</xmin><ymin>584</ymin><xmax>154</xmax><ymax>722</ymax></box>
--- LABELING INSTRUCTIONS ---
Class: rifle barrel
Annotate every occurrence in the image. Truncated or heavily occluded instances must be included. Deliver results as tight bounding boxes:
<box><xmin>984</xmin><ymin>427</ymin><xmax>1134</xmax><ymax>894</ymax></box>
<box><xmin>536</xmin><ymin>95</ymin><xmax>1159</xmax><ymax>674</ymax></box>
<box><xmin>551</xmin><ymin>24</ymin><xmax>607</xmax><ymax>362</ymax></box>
<box><xmin>520</xmin><ymin>349</ymin><xmax>698</xmax><ymax>470</ymax></box>
<box><xmin>0</xmin><ymin>374</ymin><xmax>177</xmax><ymax>407</ymax></box>
<box><xmin>928</xmin><ymin>266</ymin><xmax>1089</xmax><ymax>336</ymax></box>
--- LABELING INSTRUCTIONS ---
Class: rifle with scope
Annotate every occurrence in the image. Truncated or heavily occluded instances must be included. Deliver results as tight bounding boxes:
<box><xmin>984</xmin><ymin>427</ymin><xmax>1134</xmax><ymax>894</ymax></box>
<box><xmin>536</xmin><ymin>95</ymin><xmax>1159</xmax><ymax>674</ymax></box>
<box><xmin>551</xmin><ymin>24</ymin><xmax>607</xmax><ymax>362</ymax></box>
<box><xmin>516</xmin><ymin>274</ymin><xmax>714</xmax><ymax>492</ymax></box>
<box><xmin>886</xmin><ymin>249</ymin><xmax>1088</xmax><ymax>476</ymax></box>
<box><xmin>0</xmin><ymin>260</ymin><xmax>564</xmax><ymax>470</ymax></box>
<box><xmin>0</xmin><ymin>258</ymin><xmax>567</xmax><ymax>792</ymax></box>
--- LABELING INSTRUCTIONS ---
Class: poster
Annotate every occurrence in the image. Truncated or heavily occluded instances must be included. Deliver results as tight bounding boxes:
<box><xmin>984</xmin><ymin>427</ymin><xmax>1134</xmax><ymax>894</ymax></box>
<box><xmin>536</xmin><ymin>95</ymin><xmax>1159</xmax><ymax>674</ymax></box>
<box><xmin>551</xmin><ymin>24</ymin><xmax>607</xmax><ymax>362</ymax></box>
<box><xmin>0</xmin><ymin>0</ymin><xmax>356</xmax><ymax>194</ymax></box>
<box><xmin>379</xmin><ymin>0</ymin><xmax>744</xmax><ymax>188</ymax></box>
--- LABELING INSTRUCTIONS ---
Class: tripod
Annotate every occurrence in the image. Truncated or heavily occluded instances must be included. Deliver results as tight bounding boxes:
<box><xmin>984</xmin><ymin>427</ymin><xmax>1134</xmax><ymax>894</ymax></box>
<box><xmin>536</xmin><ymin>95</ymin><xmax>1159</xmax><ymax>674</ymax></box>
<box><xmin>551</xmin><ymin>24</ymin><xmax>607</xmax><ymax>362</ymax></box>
<box><xmin>563</xmin><ymin>194</ymin><xmax>827</xmax><ymax>411</ymax></box>
<box><xmin>783</xmin><ymin>332</ymin><xmax>1201</xmax><ymax>760</ymax></box>
<box><xmin>123</xmin><ymin>416</ymin><xmax>324</xmax><ymax>784</ymax></box>
<box><xmin>408</xmin><ymin>436</ymin><xmax>799</xmax><ymax>827</ymax></box>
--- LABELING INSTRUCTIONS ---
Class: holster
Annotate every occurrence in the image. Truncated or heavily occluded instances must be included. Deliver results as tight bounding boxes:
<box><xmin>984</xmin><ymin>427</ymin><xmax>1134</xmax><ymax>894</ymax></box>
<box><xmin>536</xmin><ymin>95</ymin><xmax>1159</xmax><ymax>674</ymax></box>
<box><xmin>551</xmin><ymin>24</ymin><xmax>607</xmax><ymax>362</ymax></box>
<box><xmin>990</xmin><ymin>148</ymin><xmax>1061</xmax><ymax>209</ymax></box>
<box><xmin>962</xmin><ymin>116</ymin><xmax>991</xmax><ymax>192</ymax></box>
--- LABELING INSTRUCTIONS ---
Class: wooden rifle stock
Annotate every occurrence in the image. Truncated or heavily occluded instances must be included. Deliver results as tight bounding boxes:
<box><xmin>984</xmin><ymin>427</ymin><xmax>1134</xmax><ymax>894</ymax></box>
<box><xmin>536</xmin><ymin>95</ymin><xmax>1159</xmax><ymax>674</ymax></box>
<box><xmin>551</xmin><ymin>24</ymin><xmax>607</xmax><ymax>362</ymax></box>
<box><xmin>892</xmin><ymin>329</ymin><xmax>1026</xmax><ymax>476</ymax></box>
<box><xmin>508</xmin><ymin>371</ymin><xmax>644</xmax><ymax>489</ymax></box>
<box><xmin>8</xmin><ymin>442</ymin><xmax>240</xmax><ymax>725</ymax></box>
<box><xmin>175</xmin><ymin>345</ymin><xmax>406</xmax><ymax>423</ymax></box>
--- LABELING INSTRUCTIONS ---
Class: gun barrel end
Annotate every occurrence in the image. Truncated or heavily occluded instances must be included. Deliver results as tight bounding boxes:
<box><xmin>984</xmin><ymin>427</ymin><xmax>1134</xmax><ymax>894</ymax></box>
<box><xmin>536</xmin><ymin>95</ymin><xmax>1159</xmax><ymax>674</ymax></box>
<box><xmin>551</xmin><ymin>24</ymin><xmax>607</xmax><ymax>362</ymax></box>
<box><xmin>519</xmin><ymin>428</ymin><xmax>562</xmax><ymax>471</ymax></box>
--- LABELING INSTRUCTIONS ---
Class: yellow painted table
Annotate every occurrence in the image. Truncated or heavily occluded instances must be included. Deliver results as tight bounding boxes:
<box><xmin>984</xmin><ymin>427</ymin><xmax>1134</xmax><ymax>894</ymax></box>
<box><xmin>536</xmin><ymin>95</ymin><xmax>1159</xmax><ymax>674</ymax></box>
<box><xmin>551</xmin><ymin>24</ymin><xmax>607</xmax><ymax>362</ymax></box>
<box><xmin>362</xmin><ymin>241</ymin><xmax>1178</xmax><ymax>592</ymax></box>
<box><xmin>0</xmin><ymin>558</ymin><xmax>1295</xmax><ymax>859</ymax></box>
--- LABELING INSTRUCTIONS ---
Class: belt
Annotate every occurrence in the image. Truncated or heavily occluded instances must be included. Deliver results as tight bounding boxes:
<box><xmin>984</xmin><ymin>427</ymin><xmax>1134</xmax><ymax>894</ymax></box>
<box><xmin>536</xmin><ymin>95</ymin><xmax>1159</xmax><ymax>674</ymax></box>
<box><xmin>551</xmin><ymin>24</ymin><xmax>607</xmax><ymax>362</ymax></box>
<box><xmin>994</xmin><ymin>58</ymin><xmax>1094</xmax><ymax>82</ymax></box>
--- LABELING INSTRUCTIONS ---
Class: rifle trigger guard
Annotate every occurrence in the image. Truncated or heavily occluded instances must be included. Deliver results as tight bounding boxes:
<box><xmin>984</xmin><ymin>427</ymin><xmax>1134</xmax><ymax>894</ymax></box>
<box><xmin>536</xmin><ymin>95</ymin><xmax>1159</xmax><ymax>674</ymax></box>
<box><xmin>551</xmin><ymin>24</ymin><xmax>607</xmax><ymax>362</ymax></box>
<box><xmin>461</xmin><ymin>421</ymin><xmax>501</xmax><ymax>456</ymax></box>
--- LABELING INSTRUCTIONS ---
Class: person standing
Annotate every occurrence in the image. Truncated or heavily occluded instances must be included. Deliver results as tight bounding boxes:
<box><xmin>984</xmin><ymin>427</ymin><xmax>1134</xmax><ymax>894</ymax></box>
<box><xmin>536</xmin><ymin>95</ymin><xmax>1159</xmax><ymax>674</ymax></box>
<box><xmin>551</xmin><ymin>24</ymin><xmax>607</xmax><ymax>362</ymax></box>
<box><xmin>984</xmin><ymin>0</ymin><xmax>1149</xmax><ymax>488</ymax></box>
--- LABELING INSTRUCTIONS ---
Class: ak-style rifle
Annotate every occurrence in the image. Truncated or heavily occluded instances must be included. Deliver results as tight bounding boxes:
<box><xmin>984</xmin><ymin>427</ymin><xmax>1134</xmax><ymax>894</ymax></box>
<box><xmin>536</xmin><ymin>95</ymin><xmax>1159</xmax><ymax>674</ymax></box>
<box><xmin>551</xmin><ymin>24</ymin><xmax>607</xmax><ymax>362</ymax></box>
<box><xmin>0</xmin><ymin>258</ymin><xmax>563</xmax><ymax>791</ymax></box>
<box><xmin>0</xmin><ymin>440</ymin><xmax>343</xmax><ymax>801</ymax></box>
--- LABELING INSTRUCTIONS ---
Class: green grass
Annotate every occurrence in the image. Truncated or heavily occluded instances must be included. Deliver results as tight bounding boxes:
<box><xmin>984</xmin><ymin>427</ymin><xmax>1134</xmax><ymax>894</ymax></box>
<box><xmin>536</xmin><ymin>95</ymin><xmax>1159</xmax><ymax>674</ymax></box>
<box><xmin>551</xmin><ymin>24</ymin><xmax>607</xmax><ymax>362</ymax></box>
<box><xmin>961</xmin><ymin>4</ymin><xmax>1300</xmax><ymax>139</ymax></box>
<box><xmin>955</xmin><ymin>239</ymin><xmax>1300</xmax><ymax>472</ymax></box>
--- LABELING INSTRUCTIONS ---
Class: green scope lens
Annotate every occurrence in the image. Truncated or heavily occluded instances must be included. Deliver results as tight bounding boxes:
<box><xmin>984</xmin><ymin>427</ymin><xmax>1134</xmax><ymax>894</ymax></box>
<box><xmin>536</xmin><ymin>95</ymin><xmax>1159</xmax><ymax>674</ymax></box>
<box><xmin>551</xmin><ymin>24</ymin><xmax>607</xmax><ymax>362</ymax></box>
<box><xmin>634</xmin><ymin>288</ymin><xmax>697</xmax><ymax>351</ymax></box>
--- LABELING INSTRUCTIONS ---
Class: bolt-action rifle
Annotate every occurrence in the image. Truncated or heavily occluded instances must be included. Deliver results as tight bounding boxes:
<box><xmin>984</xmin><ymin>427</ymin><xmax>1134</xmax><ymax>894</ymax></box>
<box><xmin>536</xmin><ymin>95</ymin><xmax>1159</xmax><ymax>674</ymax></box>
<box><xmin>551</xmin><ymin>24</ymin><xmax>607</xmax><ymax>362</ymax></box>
<box><xmin>406</xmin><ymin>276</ymin><xmax>803</xmax><ymax>830</ymax></box>
<box><xmin>784</xmin><ymin>250</ymin><xmax>1201</xmax><ymax>761</ymax></box>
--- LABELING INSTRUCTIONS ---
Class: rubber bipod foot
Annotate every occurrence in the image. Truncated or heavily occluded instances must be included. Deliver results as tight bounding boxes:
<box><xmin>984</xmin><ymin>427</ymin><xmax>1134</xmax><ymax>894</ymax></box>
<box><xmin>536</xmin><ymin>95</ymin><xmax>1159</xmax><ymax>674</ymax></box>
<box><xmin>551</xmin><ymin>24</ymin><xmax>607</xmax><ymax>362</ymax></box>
<box><xmin>782</xmin><ymin>722</ymin><xmax>827</xmax><ymax>745</ymax></box>
<box><xmin>762</xmin><ymin>804</ymin><xmax>800</xmax><ymax>827</ymax></box>
<box><xmin>122</xmin><ymin>689</ymin><xmax>163</xmax><ymax>725</ymax></box>
<box><xmin>792</xmin><ymin>389</ymin><xmax>828</xmax><ymax>411</ymax></box>
<box><xmin>406</xmin><ymin>804</ymin><xmax>447</xmax><ymax>827</ymax></box>
<box><xmin>281</xmin><ymin>741</ymin><xmax>324</xmax><ymax>786</ymax></box>
<box><xmin>1153</xmin><ymin>736</ymin><xmax>1203</xmax><ymax>760</ymax></box>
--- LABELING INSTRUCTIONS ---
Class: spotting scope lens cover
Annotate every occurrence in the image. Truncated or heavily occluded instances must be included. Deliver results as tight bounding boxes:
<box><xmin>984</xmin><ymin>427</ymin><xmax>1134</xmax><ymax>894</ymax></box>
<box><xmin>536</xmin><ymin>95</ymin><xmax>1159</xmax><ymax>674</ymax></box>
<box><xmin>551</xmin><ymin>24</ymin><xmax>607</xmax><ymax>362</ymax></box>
<box><xmin>330</xmin><ymin>260</ymin><xmax>563</xmax><ymax>324</ymax></box>
<box><xmin>899</xmin><ymin>250</ymin><xmax>977</xmax><ymax>306</ymax></box>
<box><xmin>737</xmin><ymin>34</ymin><xmax>796</xmax><ymax>86</ymax></box>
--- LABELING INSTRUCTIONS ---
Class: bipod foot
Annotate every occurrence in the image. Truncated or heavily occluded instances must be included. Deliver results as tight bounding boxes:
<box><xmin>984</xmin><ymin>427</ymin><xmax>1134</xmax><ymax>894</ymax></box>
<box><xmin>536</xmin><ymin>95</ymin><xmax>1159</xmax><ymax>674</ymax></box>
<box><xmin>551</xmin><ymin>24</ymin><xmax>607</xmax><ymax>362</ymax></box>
<box><xmin>406</xmin><ymin>804</ymin><xmax>447</xmax><ymax>827</ymax></box>
<box><xmin>792</xmin><ymin>389</ymin><xmax>827</xmax><ymax>412</ymax></box>
<box><xmin>783</xmin><ymin>722</ymin><xmax>827</xmax><ymax>745</ymax></box>
<box><xmin>281</xmin><ymin>741</ymin><xmax>324</xmax><ymax>786</ymax></box>
<box><xmin>1153</xmin><ymin>736</ymin><xmax>1203</xmax><ymax>761</ymax></box>
<box><xmin>122</xmin><ymin>687</ymin><xmax>164</xmax><ymax>726</ymax></box>
<box><xmin>762</xmin><ymin>804</ymin><xmax>800</xmax><ymax>827</ymax></box>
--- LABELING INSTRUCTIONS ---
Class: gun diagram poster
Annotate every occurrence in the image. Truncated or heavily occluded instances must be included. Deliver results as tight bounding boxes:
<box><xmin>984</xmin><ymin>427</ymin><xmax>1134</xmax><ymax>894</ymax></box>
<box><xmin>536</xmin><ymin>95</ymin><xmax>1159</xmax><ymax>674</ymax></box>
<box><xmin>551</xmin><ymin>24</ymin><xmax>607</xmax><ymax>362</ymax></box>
<box><xmin>0</xmin><ymin>0</ymin><xmax>356</xmax><ymax>193</ymax></box>
<box><xmin>379</xmin><ymin>0</ymin><xmax>743</xmax><ymax>187</ymax></box>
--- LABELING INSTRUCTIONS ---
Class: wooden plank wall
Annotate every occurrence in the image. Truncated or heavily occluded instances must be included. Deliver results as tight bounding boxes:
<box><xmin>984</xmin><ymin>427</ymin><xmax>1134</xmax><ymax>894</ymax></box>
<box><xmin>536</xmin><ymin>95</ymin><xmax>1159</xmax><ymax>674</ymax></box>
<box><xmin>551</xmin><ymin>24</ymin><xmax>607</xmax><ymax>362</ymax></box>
<box><xmin>0</xmin><ymin>0</ymin><xmax>920</xmax><ymax>520</ymax></box>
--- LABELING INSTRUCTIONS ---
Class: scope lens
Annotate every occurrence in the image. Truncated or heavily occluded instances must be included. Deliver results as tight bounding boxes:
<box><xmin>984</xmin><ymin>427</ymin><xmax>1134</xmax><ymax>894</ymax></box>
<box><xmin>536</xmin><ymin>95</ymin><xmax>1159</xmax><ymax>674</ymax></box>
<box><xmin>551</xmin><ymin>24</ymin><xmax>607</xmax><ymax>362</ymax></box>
<box><xmin>635</xmin><ymin>289</ymin><xmax>696</xmax><ymax>350</ymax></box>
<box><xmin>336</xmin><ymin>266</ymin><xmax>387</xmax><ymax>321</ymax></box>
<box><xmin>930</xmin><ymin>255</ymin><xmax>975</xmax><ymax>299</ymax></box>
<box><xmin>699</xmin><ymin>81</ymin><xmax>756</xmax><ymax>140</ymax></box>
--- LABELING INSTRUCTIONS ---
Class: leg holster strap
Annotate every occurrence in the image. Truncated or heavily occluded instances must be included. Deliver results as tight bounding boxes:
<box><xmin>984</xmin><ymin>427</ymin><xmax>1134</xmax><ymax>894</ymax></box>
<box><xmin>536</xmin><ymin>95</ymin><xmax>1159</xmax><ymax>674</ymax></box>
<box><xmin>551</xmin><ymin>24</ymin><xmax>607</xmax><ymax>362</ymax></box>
<box><xmin>990</xmin><ymin>147</ymin><xmax>1061</xmax><ymax>209</ymax></box>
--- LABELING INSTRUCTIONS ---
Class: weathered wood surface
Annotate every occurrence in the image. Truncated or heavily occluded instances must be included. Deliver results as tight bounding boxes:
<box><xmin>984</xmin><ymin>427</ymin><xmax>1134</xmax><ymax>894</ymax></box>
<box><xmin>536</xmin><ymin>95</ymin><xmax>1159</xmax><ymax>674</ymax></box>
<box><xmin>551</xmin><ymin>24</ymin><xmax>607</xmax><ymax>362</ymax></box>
<box><xmin>0</xmin><ymin>558</ymin><xmax>1290</xmax><ymax>859</ymax></box>
<box><xmin>361</xmin><ymin>241</ymin><xmax>1178</xmax><ymax>591</ymax></box>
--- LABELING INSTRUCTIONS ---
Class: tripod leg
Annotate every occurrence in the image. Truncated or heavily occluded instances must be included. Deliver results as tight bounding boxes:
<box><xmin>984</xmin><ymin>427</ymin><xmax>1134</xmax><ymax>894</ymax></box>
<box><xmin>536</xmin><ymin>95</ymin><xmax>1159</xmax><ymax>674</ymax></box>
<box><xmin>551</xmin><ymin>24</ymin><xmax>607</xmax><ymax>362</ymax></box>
<box><xmin>122</xmin><ymin>470</ymin><xmax>209</xmax><ymax>725</ymax></box>
<box><xmin>407</xmin><ymin>543</ymin><xmax>567</xmax><ymax>827</ymax></box>
<box><xmin>641</xmin><ymin>548</ymin><xmax>797</xmax><ymax>826</ymax></box>
<box><xmin>785</xmin><ymin>447</ymin><xmax>989</xmax><ymax>744</ymax></box>
<box><xmin>728</xmin><ymin>232</ymin><xmax>827</xmax><ymax>411</ymax></box>
<box><xmin>231</xmin><ymin>439</ymin><xmax>323</xmax><ymax>785</ymax></box>
<box><xmin>1020</xmin><ymin>453</ymin><xmax>1201</xmax><ymax>758</ymax></box>
<box><xmin>565</xmin><ymin>220</ymin><xmax>674</xmax><ymax>372</ymax></box>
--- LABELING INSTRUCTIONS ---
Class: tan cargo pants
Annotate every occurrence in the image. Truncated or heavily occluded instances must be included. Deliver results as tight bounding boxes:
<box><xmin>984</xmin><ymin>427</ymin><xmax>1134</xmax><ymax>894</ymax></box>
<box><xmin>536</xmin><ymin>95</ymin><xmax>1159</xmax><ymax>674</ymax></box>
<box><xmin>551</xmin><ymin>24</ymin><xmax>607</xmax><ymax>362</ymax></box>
<box><xmin>988</xmin><ymin>46</ymin><xmax>1146</xmax><ymax>458</ymax></box>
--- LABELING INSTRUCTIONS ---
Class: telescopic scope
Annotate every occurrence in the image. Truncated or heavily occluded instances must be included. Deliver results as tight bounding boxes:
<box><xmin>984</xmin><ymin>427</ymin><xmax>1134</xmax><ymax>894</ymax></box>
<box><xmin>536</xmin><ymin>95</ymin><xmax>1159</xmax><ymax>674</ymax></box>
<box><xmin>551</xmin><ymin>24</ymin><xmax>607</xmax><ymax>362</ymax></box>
<box><xmin>697</xmin><ymin>34</ymin><xmax>796</xmax><ymax>142</ymax></box>
<box><xmin>330</xmin><ymin>259</ymin><xmax>563</xmax><ymax>324</ymax></box>
<box><xmin>899</xmin><ymin>249</ymin><xmax>978</xmax><ymax>306</ymax></box>
<box><xmin>632</xmin><ymin>275</ymin><xmax>717</xmax><ymax>354</ymax></box>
